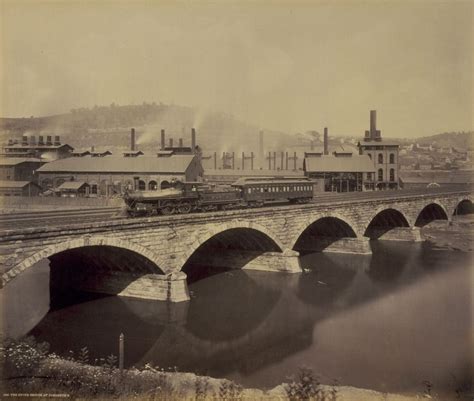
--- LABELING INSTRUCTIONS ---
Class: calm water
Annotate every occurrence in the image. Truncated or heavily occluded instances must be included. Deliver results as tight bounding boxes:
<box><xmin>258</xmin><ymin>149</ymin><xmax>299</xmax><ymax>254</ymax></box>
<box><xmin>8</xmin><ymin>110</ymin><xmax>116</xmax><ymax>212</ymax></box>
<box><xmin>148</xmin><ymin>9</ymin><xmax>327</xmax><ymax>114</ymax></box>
<box><xmin>1</xmin><ymin>240</ymin><xmax>472</xmax><ymax>396</ymax></box>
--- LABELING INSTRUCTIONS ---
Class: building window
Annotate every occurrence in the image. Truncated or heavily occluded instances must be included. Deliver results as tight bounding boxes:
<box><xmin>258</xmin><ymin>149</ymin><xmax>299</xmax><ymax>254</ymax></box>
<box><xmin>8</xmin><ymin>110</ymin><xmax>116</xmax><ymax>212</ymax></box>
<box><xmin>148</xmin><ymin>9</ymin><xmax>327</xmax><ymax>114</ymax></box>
<box><xmin>389</xmin><ymin>153</ymin><xmax>395</xmax><ymax>164</ymax></box>
<box><xmin>160</xmin><ymin>180</ymin><xmax>171</xmax><ymax>190</ymax></box>
<box><xmin>138</xmin><ymin>180</ymin><xmax>146</xmax><ymax>191</ymax></box>
<box><xmin>378</xmin><ymin>168</ymin><xmax>383</xmax><ymax>181</ymax></box>
<box><xmin>148</xmin><ymin>180</ymin><xmax>158</xmax><ymax>190</ymax></box>
<box><xmin>389</xmin><ymin>168</ymin><xmax>395</xmax><ymax>181</ymax></box>
<box><xmin>91</xmin><ymin>184</ymin><xmax>98</xmax><ymax>195</ymax></box>
<box><xmin>378</xmin><ymin>153</ymin><xmax>383</xmax><ymax>164</ymax></box>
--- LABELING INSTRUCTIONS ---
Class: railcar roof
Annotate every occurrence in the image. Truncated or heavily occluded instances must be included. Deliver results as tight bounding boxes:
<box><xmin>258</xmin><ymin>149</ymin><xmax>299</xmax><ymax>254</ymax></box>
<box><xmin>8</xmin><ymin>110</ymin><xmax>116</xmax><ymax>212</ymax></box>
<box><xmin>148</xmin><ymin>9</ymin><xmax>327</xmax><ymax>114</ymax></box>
<box><xmin>232</xmin><ymin>178</ymin><xmax>313</xmax><ymax>186</ymax></box>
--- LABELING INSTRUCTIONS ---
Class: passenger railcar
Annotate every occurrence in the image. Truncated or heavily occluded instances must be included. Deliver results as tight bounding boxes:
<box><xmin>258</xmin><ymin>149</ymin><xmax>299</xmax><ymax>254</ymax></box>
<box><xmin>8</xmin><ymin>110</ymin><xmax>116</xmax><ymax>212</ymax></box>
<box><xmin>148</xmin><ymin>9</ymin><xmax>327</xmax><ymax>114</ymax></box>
<box><xmin>124</xmin><ymin>177</ymin><xmax>314</xmax><ymax>217</ymax></box>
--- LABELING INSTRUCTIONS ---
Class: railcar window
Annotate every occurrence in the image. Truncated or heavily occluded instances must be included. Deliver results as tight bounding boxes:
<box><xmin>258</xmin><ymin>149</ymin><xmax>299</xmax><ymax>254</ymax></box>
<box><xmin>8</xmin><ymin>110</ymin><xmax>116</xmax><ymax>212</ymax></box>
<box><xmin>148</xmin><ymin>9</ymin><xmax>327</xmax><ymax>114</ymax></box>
<box><xmin>261</xmin><ymin>188</ymin><xmax>264</xmax><ymax>193</ymax></box>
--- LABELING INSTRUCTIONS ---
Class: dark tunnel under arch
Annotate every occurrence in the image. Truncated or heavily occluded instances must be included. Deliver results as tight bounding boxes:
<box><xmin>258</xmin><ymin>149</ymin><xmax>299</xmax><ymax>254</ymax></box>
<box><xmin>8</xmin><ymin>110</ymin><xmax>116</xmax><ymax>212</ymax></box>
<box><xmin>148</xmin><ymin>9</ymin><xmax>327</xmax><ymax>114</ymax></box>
<box><xmin>293</xmin><ymin>216</ymin><xmax>357</xmax><ymax>253</ymax></box>
<box><xmin>364</xmin><ymin>208</ymin><xmax>410</xmax><ymax>239</ymax></box>
<box><xmin>415</xmin><ymin>203</ymin><xmax>449</xmax><ymax>227</ymax></box>
<box><xmin>182</xmin><ymin>227</ymin><xmax>282</xmax><ymax>283</ymax></box>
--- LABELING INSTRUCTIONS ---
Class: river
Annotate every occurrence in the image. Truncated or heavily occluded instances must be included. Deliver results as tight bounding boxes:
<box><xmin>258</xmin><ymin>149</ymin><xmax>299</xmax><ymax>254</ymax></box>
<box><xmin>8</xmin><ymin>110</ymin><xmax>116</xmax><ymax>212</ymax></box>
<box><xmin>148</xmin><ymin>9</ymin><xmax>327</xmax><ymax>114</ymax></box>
<box><xmin>1</xmin><ymin>229</ymin><xmax>472</xmax><ymax>398</ymax></box>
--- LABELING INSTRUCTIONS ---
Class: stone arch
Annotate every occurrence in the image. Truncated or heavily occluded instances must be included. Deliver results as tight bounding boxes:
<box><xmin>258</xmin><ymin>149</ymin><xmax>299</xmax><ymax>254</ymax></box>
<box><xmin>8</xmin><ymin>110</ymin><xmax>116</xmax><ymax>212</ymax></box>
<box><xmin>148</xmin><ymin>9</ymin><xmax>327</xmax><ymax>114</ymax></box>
<box><xmin>289</xmin><ymin>212</ymin><xmax>360</xmax><ymax>252</ymax></box>
<box><xmin>177</xmin><ymin>221</ymin><xmax>284</xmax><ymax>272</ymax></box>
<box><xmin>453</xmin><ymin>198</ymin><xmax>473</xmax><ymax>215</ymax></box>
<box><xmin>415</xmin><ymin>201</ymin><xmax>450</xmax><ymax>227</ymax></box>
<box><xmin>364</xmin><ymin>206</ymin><xmax>411</xmax><ymax>239</ymax></box>
<box><xmin>2</xmin><ymin>236</ymin><xmax>166</xmax><ymax>287</ymax></box>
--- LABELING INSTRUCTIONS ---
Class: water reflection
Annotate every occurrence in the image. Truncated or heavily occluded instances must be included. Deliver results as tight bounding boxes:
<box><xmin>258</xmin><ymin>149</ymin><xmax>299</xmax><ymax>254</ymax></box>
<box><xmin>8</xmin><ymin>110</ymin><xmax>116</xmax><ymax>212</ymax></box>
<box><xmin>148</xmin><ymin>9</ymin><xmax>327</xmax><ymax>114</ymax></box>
<box><xmin>0</xmin><ymin>241</ymin><xmax>471</xmax><ymax>396</ymax></box>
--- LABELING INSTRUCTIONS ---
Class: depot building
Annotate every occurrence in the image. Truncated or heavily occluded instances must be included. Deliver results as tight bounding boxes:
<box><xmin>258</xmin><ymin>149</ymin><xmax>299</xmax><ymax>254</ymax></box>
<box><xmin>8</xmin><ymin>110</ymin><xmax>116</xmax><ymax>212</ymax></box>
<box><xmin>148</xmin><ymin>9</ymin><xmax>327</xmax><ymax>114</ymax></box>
<box><xmin>37</xmin><ymin>154</ymin><xmax>203</xmax><ymax>196</ymax></box>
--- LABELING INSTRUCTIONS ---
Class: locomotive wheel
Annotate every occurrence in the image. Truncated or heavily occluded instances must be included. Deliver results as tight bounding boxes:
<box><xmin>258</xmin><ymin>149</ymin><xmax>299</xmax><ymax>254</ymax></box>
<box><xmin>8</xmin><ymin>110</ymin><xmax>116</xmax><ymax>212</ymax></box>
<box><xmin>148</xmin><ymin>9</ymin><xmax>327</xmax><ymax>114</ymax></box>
<box><xmin>160</xmin><ymin>201</ymin><xmax>175</xmax><ymax>215</ymax></box>
<box><xmin>178</xmin><ymin>202</ymin><xmax>191</xmax><ymax>214</ymax></box>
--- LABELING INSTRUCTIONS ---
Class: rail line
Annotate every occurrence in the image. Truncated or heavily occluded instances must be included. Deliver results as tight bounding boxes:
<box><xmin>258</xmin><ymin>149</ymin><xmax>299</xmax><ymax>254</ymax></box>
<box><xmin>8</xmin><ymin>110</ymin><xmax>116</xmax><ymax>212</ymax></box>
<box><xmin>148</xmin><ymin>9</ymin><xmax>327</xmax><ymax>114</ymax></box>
<box><xmin>0</xmin><ymin>186</ymin><xmax>470</xmax><ymax>231</ymax></box>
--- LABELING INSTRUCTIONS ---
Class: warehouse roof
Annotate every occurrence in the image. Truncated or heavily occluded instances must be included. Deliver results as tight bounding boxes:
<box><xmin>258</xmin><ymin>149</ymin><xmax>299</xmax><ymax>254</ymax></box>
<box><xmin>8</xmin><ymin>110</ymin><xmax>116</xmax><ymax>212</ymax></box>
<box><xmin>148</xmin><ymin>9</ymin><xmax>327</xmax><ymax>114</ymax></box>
<box><xmin>0</xmin><ymin>157</ymin><xmax>44</xmax><ymax>166</ymax></box>
<box><xmin>4</xmin><ymin>144</ymin><xmax>73</xmax><ymax>150</ymax></box>
<box><xmin>204</xmin><ymin>169</ymin><xmax>303</xmax><ymax>177</ymax></box>
<box><xmin>0</xmin><ymin>180</ymin><xmax>38</xmax><ymax>188</ymax></box>
<box><xmin>304</xmin><ymin>155</ymin><xmax>374</xmax><ymax>173</ymax></box>
<box><xmin>37</xmin><ymin>154</ymin><xmax>197</xmax><ymax>174</ymax></box>
<box><xmin>358</xmin><ymin>140</ymin><xmax>400</xmax><ymax>147</ymax></box>
<box><xmin>57</xmin><ymin>181</ymin><xmax>89</xmax><ymax>190</ymax></box>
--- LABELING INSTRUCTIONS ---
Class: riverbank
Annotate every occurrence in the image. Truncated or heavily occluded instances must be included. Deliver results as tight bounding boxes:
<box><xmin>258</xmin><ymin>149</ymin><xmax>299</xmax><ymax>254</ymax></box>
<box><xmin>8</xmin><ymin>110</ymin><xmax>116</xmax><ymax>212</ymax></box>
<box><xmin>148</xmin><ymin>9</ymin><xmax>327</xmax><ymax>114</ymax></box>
<box><xmin>2</xmin><ymin>337</ymin><xmax>466</xmax><ymax>401</ymax></box>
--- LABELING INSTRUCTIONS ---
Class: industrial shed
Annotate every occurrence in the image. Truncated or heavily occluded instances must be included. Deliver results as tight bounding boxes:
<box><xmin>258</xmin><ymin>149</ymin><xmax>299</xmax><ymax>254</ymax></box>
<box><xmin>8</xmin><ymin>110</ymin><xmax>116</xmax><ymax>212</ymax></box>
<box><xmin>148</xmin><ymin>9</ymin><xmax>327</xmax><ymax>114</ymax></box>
<box><xmin>37</xmin><ymin>154</ymin><xmax>203</xmax><ymax>196</ymax></box>
<box><xmin>0</xmin><ymin>180</ymin><xmax>41</xmax><ymax>196</ymax></box>
<box><xmin>56</xmin><ymin>181</ymin><xmax>90</xmax><ymax>197</ymax></box>
<box><xmin>304</xmin><ymin>154</ymin><xmax>375</xmax><ymax>192</ymax></box>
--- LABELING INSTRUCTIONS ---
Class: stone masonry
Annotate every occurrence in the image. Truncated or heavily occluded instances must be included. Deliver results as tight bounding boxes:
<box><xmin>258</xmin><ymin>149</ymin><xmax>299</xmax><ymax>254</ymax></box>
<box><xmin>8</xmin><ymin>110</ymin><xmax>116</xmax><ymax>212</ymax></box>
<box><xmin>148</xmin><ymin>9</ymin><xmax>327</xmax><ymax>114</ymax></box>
<box><xmin>0</xmin><ymin>190</ymin><xmax>471</xmax><ymax>302</ymax></box>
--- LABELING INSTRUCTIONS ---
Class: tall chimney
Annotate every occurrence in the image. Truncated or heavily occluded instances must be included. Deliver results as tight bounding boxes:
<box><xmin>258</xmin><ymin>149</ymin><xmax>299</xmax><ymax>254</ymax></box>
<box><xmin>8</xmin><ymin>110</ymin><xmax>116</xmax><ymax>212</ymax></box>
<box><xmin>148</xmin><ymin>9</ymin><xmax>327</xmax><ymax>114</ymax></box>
<box><xmin>259</xmin><ymin>130</ymin><xmax>264</xmax><ymax>168</ymax></box>
<box><xmin>214</xmin><ymin>152</ymin><xmax>217</xmax><ymax>169</ymax></box>
<box><xmin>161</xmin><ymin>129</ymin><xmax>165</xmax><ymax>150</ymax></box>
<box><xmin>324</xmin><ymin>127</ymin><xmax>329</xmax><ymax>155</ymax></box>
<box><xmin>131</xmin><ymin>128</ymin><xmax>136</xmax><ymax>151</ymax></box>
<box><xmin>280</xmin><ymin>152</ymin><xmax>284</xmax><ymax>170</ymax></box>
<box><xmin>191</xmin><ymin>128</ymin><xmax>196</xmax><ymax>152</ymax></box>
<box><xmin>179</xmin><ymin>138</ymin><xmax>183</xmax><ymax>147</ymax></box>
<box><xmin>242</xmin><ymin>152</ymin><xmax>245</xmax><ymax>170</ymax></box>
<box><xmin>370</xmin><ymin>110</ymin><xmax>377</xmax><ymax>139</ymax></box>
<box><xmin>46</xmin><ymin>135</ymin><xmax>52</xmax><ymax>145</ymax></box>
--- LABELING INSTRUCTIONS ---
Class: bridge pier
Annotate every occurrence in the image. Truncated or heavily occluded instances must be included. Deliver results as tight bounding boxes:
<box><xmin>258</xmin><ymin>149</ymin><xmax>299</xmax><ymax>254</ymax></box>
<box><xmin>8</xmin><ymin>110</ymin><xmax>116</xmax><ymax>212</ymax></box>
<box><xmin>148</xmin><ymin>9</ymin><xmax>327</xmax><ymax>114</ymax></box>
<box><xmin>243</xmin><ymin>249</ymin><xmax>302</xmax><ymax>273</ymax></box>
<box><xmin>190</xmin><ymin>248</ymin><xmax>302</xmax><ymax>273</ymax></box>
<box><xmin>321</xmin><ymin>237</ymin><xmax>372</xmax><ymax>255</ymax></box>
<box><xmin>376</xmin><ymin>227</ymin><xmax>422</xmax><ymax>242</ymax></box>
<box><xmin>52</xmin><ymin>269</ymin><xmax>190</xmax><ymax>302</ymax></box>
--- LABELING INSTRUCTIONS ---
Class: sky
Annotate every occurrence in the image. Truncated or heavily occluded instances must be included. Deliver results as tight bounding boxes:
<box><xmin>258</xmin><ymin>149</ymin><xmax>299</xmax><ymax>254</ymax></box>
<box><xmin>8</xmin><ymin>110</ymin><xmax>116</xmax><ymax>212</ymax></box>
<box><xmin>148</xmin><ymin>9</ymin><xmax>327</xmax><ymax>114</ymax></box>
<box><xmin>1</xmin><ymin>0</ymin><xmax>472</xmax><ymax>138</ymax></box>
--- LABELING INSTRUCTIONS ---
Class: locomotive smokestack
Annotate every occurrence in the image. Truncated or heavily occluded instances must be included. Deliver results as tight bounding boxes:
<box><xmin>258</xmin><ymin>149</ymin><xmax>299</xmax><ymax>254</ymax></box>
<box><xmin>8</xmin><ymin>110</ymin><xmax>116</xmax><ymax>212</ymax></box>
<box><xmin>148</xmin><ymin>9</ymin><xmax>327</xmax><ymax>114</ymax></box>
<box><xmin>370</xmin><ymin>110</ymin><xmax>377</xmax><ymax>138</ymax></box>
<box><xmin>131</xmin><ymin>128</ymin><xmax>136</xmax><ymax>151</ymax></box>
<box><xmin>191</xmin><ymin>128</ymin><xmax>196</xmax><ymax>152</ymax></box>
<box><xmin>324</xmin><ymin>127</ymin><xmax>329</xmax><ymax>155</ymax></box>
<box><xmin>160</xmin><ymin>129</ymin><xmax>165</xmax><ymax>150</ymax></box>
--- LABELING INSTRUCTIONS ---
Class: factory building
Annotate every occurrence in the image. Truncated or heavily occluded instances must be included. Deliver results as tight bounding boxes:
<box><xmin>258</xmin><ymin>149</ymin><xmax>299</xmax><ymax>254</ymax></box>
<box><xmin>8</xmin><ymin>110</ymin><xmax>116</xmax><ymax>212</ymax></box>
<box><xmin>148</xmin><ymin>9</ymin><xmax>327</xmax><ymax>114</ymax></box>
<box><xmin>0</xmin><ymin>180</ymin><xmax>41</xmax><ymax>197</ymax></box>
<box><xmin>37</xmin><ymin>154</ymin><xmax>203</xmax><ymax>196</ymax></box>
<box><xmin>358</xmin><ymin>110</ymin><xmax>400</xmax><ymax>189</ymax></box>
<box><xmin>2</xmin><ymin>135</ymin><xmax>74</xmax><ymax>160</ymax></box>
<box><xmin>303</xmin><ymin>127</ymin><xmax>375</xmax><ymax>192</ymax></box>
<box><xmin>0</xmin><ymin>158</ymin><xmax>45</xmax><ymax>182</ymax></box>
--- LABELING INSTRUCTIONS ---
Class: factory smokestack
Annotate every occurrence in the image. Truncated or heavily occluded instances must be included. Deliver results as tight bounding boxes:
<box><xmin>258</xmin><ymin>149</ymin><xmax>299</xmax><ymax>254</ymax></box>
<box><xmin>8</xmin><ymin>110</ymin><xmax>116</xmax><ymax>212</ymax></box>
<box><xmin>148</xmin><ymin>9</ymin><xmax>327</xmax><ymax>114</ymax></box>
<box><xmin>131</xmin><ymin>128</ymin><xmax>136</xmax><ymax>151</ymax></box>
<box><xmin>191</xmin><ymin>128</ymin><xmax>196</xmax><ymax>152</ymax></box>
<box><xmin>161</xmin><ymin>129</ymin><xmax>165</xmax><ymax>150</ymax></box>
<box><xmin>259</xmin><ymin>130</ymin><xmax>264</xmax><ymax>168</ymax></box>
<box><xmin>370</xmin><ymin>110</ymin><xmax>377</xmax><ymax>138</ymax></box>
<box><xmin>179</xmin><ymin>138</ymin><xmax>183</xmax><ymax>147</ymax></box>
<box><xmin>324</xmin><ymin>127</ymin><xmax>329</xmax><ymax>155</ymax></box>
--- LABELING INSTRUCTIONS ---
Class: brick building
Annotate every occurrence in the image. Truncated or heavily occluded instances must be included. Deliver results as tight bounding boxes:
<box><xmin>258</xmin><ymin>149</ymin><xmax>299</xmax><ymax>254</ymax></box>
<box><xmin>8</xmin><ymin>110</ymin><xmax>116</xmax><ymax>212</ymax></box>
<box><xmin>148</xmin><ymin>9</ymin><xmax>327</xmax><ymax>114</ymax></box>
<box><xmin>358</xmin><ymin>110</ymin><xmax>400</xmax><ymax>189</ymax></box>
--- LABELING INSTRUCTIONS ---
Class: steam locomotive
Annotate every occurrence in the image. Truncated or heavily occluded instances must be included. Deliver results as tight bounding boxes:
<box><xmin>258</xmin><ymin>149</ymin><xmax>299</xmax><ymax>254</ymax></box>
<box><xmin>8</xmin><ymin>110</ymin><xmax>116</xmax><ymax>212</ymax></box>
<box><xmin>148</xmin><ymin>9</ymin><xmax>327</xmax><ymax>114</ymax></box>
<box><xmin>123</xmin><ymin>177</ymin><xmax>314</xmax><ymax>217</ymax></box>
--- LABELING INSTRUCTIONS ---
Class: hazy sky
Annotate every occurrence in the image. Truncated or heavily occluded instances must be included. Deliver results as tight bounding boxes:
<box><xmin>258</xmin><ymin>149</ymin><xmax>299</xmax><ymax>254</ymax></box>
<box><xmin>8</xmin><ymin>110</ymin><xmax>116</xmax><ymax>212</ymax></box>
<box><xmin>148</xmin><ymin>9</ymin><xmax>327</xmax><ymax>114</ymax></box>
<box><xmin>1</xmin><ymin>1</ymin><xmax>472</xmax><ymax>137</ymax></box>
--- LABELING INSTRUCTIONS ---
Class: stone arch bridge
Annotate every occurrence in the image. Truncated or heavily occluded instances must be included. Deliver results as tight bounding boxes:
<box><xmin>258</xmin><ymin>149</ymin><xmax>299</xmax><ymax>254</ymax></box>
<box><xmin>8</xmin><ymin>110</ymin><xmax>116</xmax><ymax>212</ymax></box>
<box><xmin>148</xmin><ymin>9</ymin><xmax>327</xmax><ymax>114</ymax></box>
<box><xmin>0</xmin><ymin>190</ymin><xmax>471</xmax><ymax>302</ymax></box>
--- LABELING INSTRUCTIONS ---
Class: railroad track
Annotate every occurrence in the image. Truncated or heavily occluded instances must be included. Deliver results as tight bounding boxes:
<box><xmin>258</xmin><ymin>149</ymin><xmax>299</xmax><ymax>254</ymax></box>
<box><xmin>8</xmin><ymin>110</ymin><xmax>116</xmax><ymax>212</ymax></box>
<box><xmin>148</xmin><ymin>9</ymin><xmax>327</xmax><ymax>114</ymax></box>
<box><xmin>0</xmin><ymin>186</ymin><xmax>470</xmax><ymax>231</ymax></box>
<box><xmin>0</xmin><ymin>207</ymin><xmax>124</xmax><ymax>230</ymax></box>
